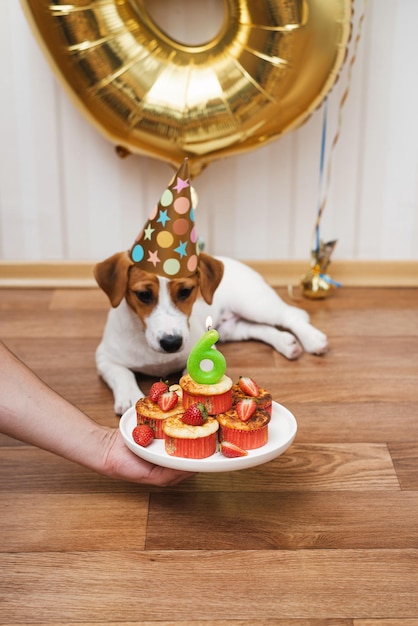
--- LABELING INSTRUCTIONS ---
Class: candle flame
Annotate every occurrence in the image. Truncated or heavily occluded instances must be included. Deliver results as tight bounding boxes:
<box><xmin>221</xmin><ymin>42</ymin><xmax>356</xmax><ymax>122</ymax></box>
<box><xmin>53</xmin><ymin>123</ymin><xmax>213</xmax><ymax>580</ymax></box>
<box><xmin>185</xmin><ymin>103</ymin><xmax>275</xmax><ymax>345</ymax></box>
<box><xmin>206</xmin><ymin>316</ymin><xmax>212</xmax><ymax>330</ymax></box>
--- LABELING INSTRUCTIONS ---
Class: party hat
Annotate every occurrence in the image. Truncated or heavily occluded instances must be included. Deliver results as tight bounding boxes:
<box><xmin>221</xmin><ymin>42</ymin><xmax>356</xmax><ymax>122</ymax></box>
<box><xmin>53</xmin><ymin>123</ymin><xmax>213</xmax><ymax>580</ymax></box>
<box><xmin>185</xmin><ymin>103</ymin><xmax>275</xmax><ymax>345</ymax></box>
<box><xmin>130</xmin><ymin>159</ymin><xmax>199</xmax><ymax>278</ymax></box>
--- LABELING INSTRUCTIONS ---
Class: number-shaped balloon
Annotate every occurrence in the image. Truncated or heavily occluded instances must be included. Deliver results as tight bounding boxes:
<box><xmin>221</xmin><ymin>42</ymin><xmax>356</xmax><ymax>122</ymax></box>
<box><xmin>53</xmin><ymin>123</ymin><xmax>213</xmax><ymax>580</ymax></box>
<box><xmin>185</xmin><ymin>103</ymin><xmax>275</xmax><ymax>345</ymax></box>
<box><xmin>21</xmin><ymin>0</ymin><xmax>352</xmax><ymax>177</ymax></box>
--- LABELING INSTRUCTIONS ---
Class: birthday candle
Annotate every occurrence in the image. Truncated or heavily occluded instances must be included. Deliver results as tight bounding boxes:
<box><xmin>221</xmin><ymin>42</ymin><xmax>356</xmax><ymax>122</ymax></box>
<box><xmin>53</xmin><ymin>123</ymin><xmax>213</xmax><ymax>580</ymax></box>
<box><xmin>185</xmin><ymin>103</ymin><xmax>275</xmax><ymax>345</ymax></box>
<box><xmin>187</xmin><ymin>317</ymin><xmax>226</xmax><ymax>384</ymax></box>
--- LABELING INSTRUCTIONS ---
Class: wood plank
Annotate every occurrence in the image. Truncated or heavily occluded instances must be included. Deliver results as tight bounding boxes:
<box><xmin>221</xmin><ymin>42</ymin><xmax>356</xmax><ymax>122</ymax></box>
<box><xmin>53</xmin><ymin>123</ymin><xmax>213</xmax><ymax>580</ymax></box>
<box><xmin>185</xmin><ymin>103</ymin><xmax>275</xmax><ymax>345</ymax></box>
<box><xmin>284</xmin><ymin>402</ymin><xmax>418</xmax><ymax>444</ymax></box>
<box><xmin>353</xmin><ymin>618</ymin><xmax>418</xmax><ymax>626</ymax></box>
<box><xmin>0</xmin><ymin>309</ymin><xmax>106</xmax><ymax>339</ymax></box>
<box><xmin>50</xmin><ymin>288</ymin><xmax>109</xmax><ymax>309</ymax></box>
<box><xmin>2</xmin><ymin>493</ymin><xmax>149</xmax><ymax>552</ymax></box>
<box><xmin>1</xmin><ymin>337</ymin><xmax>101</xmax><ymax>370</ymax></box>
<box><xmin>275</xmin><ymin>287</ymin><xmax>418</xmax><ymax>311</ymax></box>
<box><xmin>0</xmin><ymin>443</ymin><xmax>398</xmax><ymax>494</ymax></box>
<box><xmin>0</xmin><ymin>618</ymin><xmax>352</xmax><ymax>626</ymax></box>
<box><xmin>314</xmin><ymin>309</ymin><xmax>418</xmax><ymax>336</ymax></box>
<box><xmin>0</xmin><ymin>288</ymin><xmax>53</xmax><ymax>311</ymax></box>
<box><xmin>250</xmin><ymin>368</ymin><xmax>418</xmax><ymax>404</ymax></box>
<box><xmin>146</xmin><ymin>492</ymin><xmax>418</xmax><ymax>550</ymax></box>
<box><xmin>230</xmin><ymin>336</ymin><xmax>416</xmax><ymax>370</ymax></box>
<box><xmin>388</xmin><ymin>443</ymin><xmax>418</xmax><ymax>490</ymax></box>
<box><xmin>1</xmin><ymin>550</ymin><xmax>417</xmax><ymax>621</ymax></box>
<box><xmin>180</xmin><ymin>442</ymin><xmax>398</xmax><ymax>491</ymax></box>
<box><xmin>0</xmin><ymin>448</ymin><xmax>154</xmax><ymax>494</ymax></box>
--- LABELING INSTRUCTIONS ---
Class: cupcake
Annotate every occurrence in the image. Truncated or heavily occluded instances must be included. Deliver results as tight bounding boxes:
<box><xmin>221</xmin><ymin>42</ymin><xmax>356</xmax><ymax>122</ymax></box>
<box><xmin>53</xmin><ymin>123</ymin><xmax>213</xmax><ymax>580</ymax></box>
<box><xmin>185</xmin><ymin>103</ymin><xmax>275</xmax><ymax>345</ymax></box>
<box><xmin>179</xmin><ymin>373</ymin><xmax>233</xmax><ymax>415</ymax></box>
<box><xmin>135</xmin><ymin>382</ymin><xmax>182</xmax><ymax>438</ymax></box>
<box><xmin>162</xmin><ymin>403</ymin><xmax>219</xmax><ymax>459</ymax></box>
<box><xmin>232</xmin><ymin>376</ymin><xmax>272</xmax><ymax>415</ymax></box>
<box><xmin>217</xmin><ymin>404</ymin><xmax>271</xmax><ymax>450</ymax></box>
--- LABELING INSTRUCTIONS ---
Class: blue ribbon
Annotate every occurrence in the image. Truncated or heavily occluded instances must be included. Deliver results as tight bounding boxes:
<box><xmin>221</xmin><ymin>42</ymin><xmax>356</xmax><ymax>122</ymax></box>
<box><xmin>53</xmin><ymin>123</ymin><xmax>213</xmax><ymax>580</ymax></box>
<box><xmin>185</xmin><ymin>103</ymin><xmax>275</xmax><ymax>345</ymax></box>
<box><xmin>319</xmin><ymin>273</ymin><xmax>342</xmax><ymax>288</ymax></box>
<box><xmin>316</xmin><ymin>97</ymin><xmax>328</xmax><ymax>253</ymax></box>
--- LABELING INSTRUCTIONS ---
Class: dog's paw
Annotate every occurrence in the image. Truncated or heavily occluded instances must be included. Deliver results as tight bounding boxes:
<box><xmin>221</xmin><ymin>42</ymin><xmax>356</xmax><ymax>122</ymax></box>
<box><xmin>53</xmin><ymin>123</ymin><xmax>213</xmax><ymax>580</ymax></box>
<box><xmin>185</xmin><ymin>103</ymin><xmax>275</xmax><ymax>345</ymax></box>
<box><xmin>276</xmin><ymin>331</ymin><xmax>304</xmax><ymax>360</ymax></box>
<box><xmin>301</xmin><ymin>327</ymin><xmax>329</xmax><ymax>356</ymax></box>
<box><xmin>216</xmin><ymin>312</ymin><xmax>240</xmax><ymax>341</ymax></box>
<box><xmin>114</xmin><ymin>387</ymin><xmax>144</xmax><ymax>416</ymax></box>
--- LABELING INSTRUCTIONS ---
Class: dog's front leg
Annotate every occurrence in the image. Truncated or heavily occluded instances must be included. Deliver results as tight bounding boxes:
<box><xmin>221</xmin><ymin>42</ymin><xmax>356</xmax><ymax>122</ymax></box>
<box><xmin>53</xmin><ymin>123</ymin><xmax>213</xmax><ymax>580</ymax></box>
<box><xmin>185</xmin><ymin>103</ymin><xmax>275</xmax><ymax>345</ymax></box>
<box><xmin>96</xmin><ymin>346</ymin><xmax>144</xmax><ymax>415</ymax></box>
<box><xmin>217</xmin><ymin>313</ymin><xmax>304</xmax><ymax>359</ymax></box>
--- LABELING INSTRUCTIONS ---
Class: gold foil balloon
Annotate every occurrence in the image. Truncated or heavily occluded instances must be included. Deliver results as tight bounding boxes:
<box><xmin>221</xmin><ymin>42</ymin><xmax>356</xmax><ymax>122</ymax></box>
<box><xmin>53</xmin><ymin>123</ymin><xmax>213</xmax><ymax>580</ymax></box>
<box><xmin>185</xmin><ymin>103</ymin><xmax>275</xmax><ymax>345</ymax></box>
<box><xmin>21</xmin><ymin>0</ymin><xmax>352</xmax><ymax>176</ymax></box>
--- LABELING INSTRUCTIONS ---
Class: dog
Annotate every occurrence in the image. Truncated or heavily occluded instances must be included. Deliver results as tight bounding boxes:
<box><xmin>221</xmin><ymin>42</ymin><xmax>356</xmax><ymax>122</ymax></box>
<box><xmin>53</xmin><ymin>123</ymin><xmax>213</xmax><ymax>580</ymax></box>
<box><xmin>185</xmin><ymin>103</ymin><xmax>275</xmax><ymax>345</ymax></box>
<box><xmin>94</xmin><ymin>251</ymin><xmax>328</xmax><ymax>414</ymax></box>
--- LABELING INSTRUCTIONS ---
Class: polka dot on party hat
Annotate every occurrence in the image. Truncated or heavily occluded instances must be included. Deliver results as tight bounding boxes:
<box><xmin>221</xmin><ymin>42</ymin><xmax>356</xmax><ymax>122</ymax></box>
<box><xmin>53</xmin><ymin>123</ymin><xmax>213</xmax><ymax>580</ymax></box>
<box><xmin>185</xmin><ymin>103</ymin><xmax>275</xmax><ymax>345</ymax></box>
<box><xmin>130</xmin><ymin>158</ymin><xmax>199</xmax><ymax>278</ymax></box>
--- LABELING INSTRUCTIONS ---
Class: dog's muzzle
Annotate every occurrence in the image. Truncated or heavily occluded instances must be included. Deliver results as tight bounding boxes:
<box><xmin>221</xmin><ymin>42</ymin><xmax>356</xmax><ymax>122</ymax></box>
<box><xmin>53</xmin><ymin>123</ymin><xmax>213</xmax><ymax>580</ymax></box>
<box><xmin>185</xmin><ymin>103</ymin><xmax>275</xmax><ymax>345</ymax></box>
<box><xmin>159</xmin><ymin>334</ymin><xmax>183</xmax><ymax>353</ymax></box>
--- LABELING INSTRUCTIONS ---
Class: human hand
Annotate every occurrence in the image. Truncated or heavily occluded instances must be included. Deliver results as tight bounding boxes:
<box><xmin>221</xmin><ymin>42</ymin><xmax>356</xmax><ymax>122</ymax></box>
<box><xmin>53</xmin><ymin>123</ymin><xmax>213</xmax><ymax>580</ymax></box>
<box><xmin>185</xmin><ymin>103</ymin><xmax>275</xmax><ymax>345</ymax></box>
<box><xmin>99</xmin><ymin>428</ymin><xmax>195</xmax><ymax>486</ymax></box>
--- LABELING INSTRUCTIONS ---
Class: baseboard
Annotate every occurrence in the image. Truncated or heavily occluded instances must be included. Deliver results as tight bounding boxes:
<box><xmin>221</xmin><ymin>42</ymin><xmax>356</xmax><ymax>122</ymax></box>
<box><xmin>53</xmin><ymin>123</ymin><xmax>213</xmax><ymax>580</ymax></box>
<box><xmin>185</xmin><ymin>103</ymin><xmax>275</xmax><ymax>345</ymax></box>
<box><xmin>0</xmin><ymin>261</ymin><xmax>97</xmax><ymax>288</ymax></box>
<box><xmin>0</xmin><ymin>260</ymin><xmax>417</xmax><ymax>288</ymax></box>
<box><xmin>244</xmin><ymin>260</ymin><xmax>418</xmax><ymax>288</ymax></box>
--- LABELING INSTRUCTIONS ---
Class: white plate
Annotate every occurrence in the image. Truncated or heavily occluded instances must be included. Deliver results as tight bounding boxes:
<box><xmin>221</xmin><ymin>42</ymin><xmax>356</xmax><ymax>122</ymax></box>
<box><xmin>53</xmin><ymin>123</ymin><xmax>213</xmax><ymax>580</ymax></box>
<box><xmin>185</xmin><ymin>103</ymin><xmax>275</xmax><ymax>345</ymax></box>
<box><xmin>119</xmin><ymin>401</ymin><xmax>297</xmax><ymax>472</ymax></box>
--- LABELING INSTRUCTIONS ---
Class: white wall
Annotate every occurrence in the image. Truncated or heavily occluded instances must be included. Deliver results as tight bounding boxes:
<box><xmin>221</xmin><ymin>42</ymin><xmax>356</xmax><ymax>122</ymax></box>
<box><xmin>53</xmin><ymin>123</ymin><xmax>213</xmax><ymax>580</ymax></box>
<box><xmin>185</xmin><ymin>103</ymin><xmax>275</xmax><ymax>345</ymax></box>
<box><xmin>1</xmin><ymin>0</ymin><xmax>417</xmax><ymax>264</ymax></box>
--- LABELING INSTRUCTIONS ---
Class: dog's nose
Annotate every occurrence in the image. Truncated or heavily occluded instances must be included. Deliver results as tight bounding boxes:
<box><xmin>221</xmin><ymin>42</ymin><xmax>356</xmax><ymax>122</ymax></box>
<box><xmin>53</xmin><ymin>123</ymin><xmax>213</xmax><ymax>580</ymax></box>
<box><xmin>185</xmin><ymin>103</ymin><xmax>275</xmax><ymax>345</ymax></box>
<box><xmin>160</xmin><ymin>334</ymin><xmax>183</xmax><ymax>353</ymax></box>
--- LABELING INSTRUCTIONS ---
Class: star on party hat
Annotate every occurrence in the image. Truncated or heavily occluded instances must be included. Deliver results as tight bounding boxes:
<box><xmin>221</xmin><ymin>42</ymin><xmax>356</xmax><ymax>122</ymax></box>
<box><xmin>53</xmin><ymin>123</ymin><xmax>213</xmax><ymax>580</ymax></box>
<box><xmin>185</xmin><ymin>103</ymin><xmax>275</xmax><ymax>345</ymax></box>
<box><xmin>130</xmin><ymin>158</ymin><xmax>199</xmax><ymax>278</ymax></box>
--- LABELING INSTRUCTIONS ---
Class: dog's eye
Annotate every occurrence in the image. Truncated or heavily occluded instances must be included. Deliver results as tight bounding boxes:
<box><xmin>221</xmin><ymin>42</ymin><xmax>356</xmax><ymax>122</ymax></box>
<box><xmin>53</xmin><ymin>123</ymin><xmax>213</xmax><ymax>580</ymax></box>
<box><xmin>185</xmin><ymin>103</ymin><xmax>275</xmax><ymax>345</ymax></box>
<box><xmin>135</xmin><ymin>290</ymin><xmax>154</xmax><ymax>304</ymax></box>
<box><xmin>177</xmin><ymin>286</ymin><xmax>194</xmax><ymax>301</ymax></box>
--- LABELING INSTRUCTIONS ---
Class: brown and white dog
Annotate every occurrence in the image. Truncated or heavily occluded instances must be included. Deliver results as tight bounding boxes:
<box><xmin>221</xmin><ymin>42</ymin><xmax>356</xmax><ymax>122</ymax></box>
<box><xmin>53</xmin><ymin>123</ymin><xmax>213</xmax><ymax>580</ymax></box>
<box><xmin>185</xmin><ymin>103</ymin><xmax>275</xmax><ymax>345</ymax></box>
<box><xmin>94</xmin><ymin>252</ymin><xmax>328</xmax><ymax>414</ymax></box>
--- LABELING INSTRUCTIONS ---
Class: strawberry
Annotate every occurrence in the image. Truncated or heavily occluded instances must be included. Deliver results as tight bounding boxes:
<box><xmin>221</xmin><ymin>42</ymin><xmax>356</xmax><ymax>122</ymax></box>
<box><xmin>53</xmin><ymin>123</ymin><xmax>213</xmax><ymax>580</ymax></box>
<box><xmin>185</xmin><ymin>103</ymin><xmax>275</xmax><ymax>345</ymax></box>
<box><xmin>132</xmin><ymin>424</ymin><xmax>154</xmax><ymax>447</ymax></box>
<box><xmin>157</xmin><ymin>390</ymin><xmax>179</xmax><ymax>412</ymax></box>
<box><xmin>149</xmin><ymin>380</ymin><xmax>168</xmax><ymax>402</ymax></box>
<box><xmin>238</xmin><ymin>376</ymin><xmax>259</xmax><ymax>397</ymax></box>
<box><xmin>182</xmin><ymin>403</ymin><xmax>208</xmax><ymax>426</ymax></box>
<box><xmin>236</xmin><ymin>398</ymin><xmax>257</xmax><ymax>422</ymax></box>
<box><xmin>220</xmin><ymin>441</ymin><xmax>248</xmax><ymax>458</ymax></box>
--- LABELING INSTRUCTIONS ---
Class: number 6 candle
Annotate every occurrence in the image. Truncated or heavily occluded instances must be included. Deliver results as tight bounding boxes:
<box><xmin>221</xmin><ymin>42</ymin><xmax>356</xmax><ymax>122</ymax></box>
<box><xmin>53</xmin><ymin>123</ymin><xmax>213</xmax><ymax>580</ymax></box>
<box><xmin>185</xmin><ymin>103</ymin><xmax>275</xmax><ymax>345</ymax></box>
<box><xmin>187</xmin><ymin>317</ymin><xmax>226</xmax><ymax>384</ymax></box>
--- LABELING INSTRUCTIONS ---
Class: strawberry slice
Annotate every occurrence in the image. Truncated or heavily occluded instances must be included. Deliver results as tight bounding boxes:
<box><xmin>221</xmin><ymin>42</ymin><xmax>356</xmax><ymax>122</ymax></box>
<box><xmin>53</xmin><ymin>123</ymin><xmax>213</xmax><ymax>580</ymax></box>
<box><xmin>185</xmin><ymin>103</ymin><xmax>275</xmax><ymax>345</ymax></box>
<box><xmin>149</xmin><ymin>380</ymin><xmax>168</xmax><ymax>402</ymax></box>
<box><xmin>238</xmin><ymin>376</ymin><xmax>259</xmax><ymax>397</ymax></box>
<box><xmin>157</xmin><ymin>390</ymin><xmax>179</xmax><ymax>412</ymax></box>
<box><xmin>220</xmin><ymin>441</ymin><xmax>248</xmax><ymax>458</ymax></box>
<box><xmin>236</xmin><ymin>398</ymin><xmax>257</xmax><ymax>421</ymax></box>
<box><xmin>132</xmin><ymin>425</ymin><xmax>154</xmax><ymax>447</ymax></box>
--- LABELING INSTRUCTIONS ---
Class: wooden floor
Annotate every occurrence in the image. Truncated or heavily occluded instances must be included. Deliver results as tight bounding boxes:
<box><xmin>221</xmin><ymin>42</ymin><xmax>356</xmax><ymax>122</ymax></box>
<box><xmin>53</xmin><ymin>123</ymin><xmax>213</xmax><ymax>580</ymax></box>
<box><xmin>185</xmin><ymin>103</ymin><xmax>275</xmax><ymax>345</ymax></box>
<box><xmin>1</xmin><ymin>285</ymin><xmax>418</xmax><ymax>625</ymax></box>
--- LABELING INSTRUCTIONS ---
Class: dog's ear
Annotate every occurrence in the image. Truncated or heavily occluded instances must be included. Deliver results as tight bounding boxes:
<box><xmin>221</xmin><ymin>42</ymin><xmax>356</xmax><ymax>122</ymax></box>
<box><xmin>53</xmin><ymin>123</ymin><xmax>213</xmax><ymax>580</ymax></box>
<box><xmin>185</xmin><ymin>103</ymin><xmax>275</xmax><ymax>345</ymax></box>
<box><xmin>198</xmin><ymin>253</ymin><xmax>224</xmax><ymax>304</ymax></box>
<box><xmin>93</xmin><ymin>251</ymin><xmax>133</xmax><ymax>308</ymax></box>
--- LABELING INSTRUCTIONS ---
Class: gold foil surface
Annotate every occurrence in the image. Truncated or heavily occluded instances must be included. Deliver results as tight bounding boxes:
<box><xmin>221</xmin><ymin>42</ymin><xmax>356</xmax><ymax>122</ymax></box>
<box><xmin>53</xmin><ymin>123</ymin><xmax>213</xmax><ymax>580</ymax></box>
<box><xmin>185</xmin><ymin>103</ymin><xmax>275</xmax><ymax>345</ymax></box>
<box><xmin>300</xmin><ymin>240</ymin><xmax>340</xmax><ymax>299</ymax></box>
<box><xmin>21</xmin><ymin>0</ymin><xmax>352</xmax><ymax>176</ymax></box>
